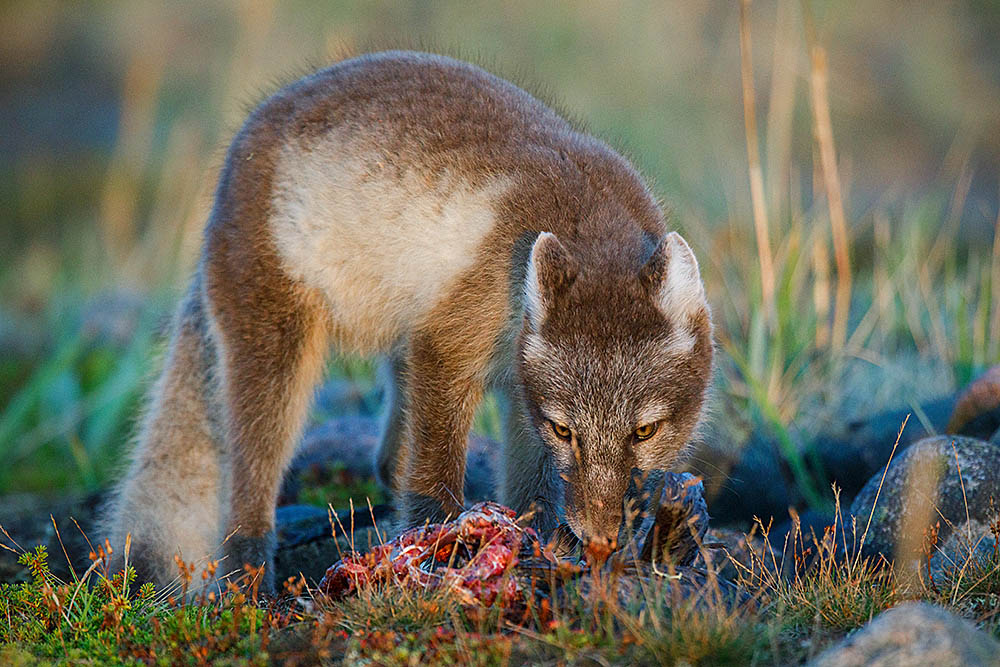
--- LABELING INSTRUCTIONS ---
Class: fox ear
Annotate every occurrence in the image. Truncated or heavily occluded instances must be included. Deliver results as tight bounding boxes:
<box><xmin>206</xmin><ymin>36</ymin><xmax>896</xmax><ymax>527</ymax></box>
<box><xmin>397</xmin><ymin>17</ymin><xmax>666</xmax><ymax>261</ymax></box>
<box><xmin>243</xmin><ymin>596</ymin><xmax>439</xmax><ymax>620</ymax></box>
<box><xmin>641</xmin><ymin>232</ymin><xmax>708</xmax><ymax>324</ymax></box>
<box><xmin>524</xmin><ymin>232</ymin><xmax>578</xmax><ymax>330</ymax></box>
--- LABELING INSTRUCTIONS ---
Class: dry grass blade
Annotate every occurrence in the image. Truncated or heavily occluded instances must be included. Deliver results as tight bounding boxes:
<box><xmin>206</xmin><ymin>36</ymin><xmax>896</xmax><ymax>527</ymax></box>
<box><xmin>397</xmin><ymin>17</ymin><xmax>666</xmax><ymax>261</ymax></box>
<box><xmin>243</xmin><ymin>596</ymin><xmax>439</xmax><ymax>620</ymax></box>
<box><xmin>764</xmin><ymin>0</ymin><xmax>798</xmax><ymax>221</ymax></box>
<box><xmin>801</xmin><ymin>0</ymin><xmax>851</xmax><ymax>350</ymax></box>
<box><xmin>122</xmin><ymin>532</ymin><xmax>131</xmax><ymax>598</ymax></box>
<box><xmin>950</xmin><ymin>439</ymin><xmax>974</xmax><ymax>549</ymax></box>
<box><xmin>97</xmin><ymin>41</ymin><xmax>166</xmax><ymax>273</ymax></box>
<box><xmin>812</xmin><ymin>231</ymin><xmax>832</xmax><ymax>348</ymax></box>
<box><xmin>67</xmin><ymin>558</ymin><xmax>104</xmax><ymax>616</ymax></box>
<box><xmin>946</xmin><ymin>438</ymin><xmax>978</xmax><ymax>605</ymax></box>
<box><xmin>991</xmin><ymin>182</ymin><xmax>1000</xmax><ymax>362</ymax></box>
<box><xmin>0</xmin><ymin>523</ymin><xmax>24</xmax><ymax>553</ymax></box>
<box><xmin>859</xmin><ymin>414</ymin><xmax>909</xmax><ymax>559</ymax></box>
<box><xmin>367</xmin><ymin>496</ymin><xmax>386</xmax><ymax>546</ymax></box>
<box><xmin>738</xmin><ymin>0</ymin><xmax>775</xmax><ymax>317</ymax></box>
<box><xmin>50</xmin><ymin>515</ymin><xmax>77</xmax><ymax>582</ymax></box>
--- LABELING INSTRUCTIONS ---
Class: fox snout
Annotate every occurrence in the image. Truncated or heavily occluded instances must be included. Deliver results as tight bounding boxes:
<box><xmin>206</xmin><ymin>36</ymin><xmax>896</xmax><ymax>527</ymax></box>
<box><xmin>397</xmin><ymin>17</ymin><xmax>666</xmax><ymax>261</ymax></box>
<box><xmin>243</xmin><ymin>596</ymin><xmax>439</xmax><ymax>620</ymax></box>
<box><xmin>582</xmin><ymin>510</ymin><xmax>623</xmax><ymax>552</ymax></box>
<box><xmin>564</xmin><ymin>465</ymin><xmax>628</xmax><ymax>550</ymax></box>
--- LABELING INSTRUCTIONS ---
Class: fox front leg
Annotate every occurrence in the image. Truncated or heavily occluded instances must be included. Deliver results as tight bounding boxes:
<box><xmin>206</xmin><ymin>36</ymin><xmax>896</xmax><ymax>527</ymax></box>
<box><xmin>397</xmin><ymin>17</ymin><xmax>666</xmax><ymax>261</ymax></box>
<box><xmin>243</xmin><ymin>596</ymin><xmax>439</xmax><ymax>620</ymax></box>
<box><xmin>398</xmin><ymin>268</ymin><xmax>508</xmax><ymax>526</ymax></box>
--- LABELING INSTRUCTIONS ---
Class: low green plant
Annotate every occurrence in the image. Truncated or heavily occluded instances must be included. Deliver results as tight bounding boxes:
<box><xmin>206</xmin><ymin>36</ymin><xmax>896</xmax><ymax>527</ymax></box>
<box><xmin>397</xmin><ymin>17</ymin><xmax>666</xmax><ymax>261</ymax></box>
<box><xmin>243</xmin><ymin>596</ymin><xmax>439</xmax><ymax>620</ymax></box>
<box><xmin>0</xmin><ymin>538</ymin><xmax>285</xmax><ymax>665</ymax></box>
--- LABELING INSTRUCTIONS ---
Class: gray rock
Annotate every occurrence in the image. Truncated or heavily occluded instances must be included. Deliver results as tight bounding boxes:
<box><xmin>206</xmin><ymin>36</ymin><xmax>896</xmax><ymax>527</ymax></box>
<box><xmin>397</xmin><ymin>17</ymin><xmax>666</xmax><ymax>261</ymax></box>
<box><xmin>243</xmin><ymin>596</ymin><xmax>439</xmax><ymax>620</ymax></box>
<box><xmin>947</xmin><ymin>365</ymin><xmax>1000</xmax><ymax>440</ymax></box>
<box><xmin>954</xmin><ymin>408</ymin><xmax>1000</xmax><ymax>441</ymax></box>
<box><xmin>705</xmin><ymin>433</ymin><xmax>795</xmax><ymax>525</ymax></box>
<box><xmin>281</xmin><ymin>415</ymin><xmax>500</xmax><ymax>506</ymax></box>
<box><xmin>773</xmin><ymin>509</ymin><xmax>834</xmax><ymax>550</ymax></box>
<box><xmin>275</xmin><ymin>526</ymin><xmax>385</xmax><ymax>587</ymax></box>
<box><xmin>927</xmin><ymin>534</ymin><xmax>999</xmax><ymax>584</ymax></box>
<box><xmin>289</xmin><ymin>416</ymin><xmax>381</xmax><ymax>482</ymax></box>
<box><xmin>276</xmin><ymin>504</ymin><xmax>338</xmax><ymax>546</ymax></box>
<box><xmin>0</xmin><ymin>491</ymin><xmax>103</xmax><ymax>584</ymax></box>
<box><xmin>810</xmin><ymin>601</ymin><xmax>1000</xmax><ymax>666</ymax></box>
<box><xmin>814</xmin><ymin>397</ymin><xmax>955</xmax><ymax>501</ymax></box>
<box><xmin>274</xmin><ymin>503</ymin><xmax>393</xmax><ymax>586</ymax></box>
<box><xmin>706</xmin><ymin>397</ymin><xmax>957</xmax><ymax>527</ymax></box>
<box><xmin>310</xmin><ymin>379</ymin><xmax>380</xmax><ymax>420</ymax></box>
<box><xmin>848</xmin><ymin>436</ymin><xmax>1000</xmax><ymax>572</ymax></box>
<box><xmin>275</xmin><ymin>503</ymin><xmax>393</xmax><ymax>548</ymax></box>
<box><xmin>464</xmin><ymin>434</ymin><xmax>501</xmax><ymax>505</ymax></box>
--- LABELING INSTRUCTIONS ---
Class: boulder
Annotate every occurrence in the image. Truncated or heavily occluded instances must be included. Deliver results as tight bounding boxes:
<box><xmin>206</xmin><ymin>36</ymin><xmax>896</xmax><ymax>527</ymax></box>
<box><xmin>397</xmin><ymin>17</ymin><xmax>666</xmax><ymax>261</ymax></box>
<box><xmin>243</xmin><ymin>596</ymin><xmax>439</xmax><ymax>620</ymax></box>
<box><xmin>926</xmin><ymin>533</ymin><xmax>998</xmax><ymax>584</ymax></box>
<box><xmin>279</xmin><ymin>416</ymin><xmax>383</xmax><ymax>506</ymax></box>
<box><xmin>812</xmin><ymin>396</ymin><xmax>955</xmax><ymax>502</ymax></box>
<box><xmin>771</xmin><ymin>509</ymin><xmax>834</xmax><ymax>553</ymax></box>
<box><xmin>702</xmin><ymin>433</ymin><xmax>795</xmax><ymax>526</ymax></box>
<box><xmin>810</xmin><ymin>601</ymin><xmax>1000</xmax><ymax>666</ymax></box>
<box><xmin>310</xmin><ymin>379</ymin><xmax>380</xmax><ymax>420</ymax></box>
<box><xmin>848</xmin><ymin>435</ymin><xmax>1000</xmax><ymax>574</ymax></box>
<box><xmin>274</xmin><ymin>503</ymin><xmax>391</xmax><ymax>586</ymax></box>
<box><xmin>707</xmin><ymin>396</ymin><xmax>955</xmax><ymax>527</ymax></box>
<box><xmin>281</xmin><ymin>415</ymin><xmax>500</xmax><ymax>506</ymax></box>
<box><xmin>0</xmin><ymin>491</ymin><xmax>104</xmax><ymax>584</ymax></box>
<box><xmin>947</xmin><ymin>365</ymin><xmax>1000</xmax><ymax>440</ymax></box>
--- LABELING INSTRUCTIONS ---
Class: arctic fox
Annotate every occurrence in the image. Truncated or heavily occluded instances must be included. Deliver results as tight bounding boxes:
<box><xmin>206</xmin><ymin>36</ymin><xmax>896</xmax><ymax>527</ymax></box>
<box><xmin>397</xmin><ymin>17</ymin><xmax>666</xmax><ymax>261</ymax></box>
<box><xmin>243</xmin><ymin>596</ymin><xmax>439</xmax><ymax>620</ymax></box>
<box><xmin>104</xmin><ymin>51</ymin><xmax>713</xmax><ymax>591</ymax></box>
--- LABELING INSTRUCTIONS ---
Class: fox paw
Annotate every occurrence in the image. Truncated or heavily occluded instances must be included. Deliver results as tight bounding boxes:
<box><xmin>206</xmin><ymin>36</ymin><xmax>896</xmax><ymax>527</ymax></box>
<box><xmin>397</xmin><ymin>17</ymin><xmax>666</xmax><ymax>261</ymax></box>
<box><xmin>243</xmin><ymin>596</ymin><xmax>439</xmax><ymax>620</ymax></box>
<box><xmin>224</xmin><ymin>531</ymin><xmax>276</xmax><ymax>593</ymax></box>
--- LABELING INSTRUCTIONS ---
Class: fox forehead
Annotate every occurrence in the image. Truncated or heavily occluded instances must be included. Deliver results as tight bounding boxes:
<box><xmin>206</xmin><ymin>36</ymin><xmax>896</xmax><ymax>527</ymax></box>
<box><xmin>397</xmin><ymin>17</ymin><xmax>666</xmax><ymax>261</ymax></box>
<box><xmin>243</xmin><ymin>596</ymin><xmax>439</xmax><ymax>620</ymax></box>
<box><xmin>519</xmin><ymin>328</ymin><xmax>702</xmax><ymax>425</ymax></box>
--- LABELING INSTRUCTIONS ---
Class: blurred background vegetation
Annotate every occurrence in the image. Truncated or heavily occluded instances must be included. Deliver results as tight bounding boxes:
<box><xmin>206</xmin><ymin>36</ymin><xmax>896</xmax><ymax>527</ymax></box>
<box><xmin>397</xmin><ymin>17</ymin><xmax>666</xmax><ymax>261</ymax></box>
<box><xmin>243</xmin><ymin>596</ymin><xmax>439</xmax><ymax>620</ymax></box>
<box><xmin>1</xmin><ymin>0</ymin><xmax>998</xmax><ymax>502</ymax></box>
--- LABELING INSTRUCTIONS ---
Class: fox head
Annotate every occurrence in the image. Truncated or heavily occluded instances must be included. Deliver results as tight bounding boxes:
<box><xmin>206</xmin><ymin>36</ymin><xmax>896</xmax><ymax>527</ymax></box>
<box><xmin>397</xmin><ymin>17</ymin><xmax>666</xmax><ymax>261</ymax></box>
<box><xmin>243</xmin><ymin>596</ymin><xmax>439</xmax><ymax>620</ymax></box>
<box><xmin>516</xmin><ymin>230</ymin><xmax>713</xmax><ymax>548</ymax></box>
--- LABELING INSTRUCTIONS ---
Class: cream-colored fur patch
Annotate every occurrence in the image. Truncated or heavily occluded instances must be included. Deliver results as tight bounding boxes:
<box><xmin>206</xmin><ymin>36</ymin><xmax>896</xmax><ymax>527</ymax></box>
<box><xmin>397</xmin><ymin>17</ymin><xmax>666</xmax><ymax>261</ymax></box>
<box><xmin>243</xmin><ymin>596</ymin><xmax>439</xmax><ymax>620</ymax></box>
<box><xmin>654</xmin><ymin>232</ymin><xmax>707</xmax><ymax>355</ymax></box>
<box><xmin>270</xmin><ymin>134</ymin><xmax>511</xmax><ymax>353</ymax></box>
<box><xmin>521</xmin><ymin>331</ymin><xmax>556</xmax><ymax>370</ymax></box>
<box><xmin>524</xmin><ymin>231</ymin><xmax>556</xmax><ymax>331</ymax></box>
<box><xmin>664</xmin><ymin>327</ymin><xmax>697</xmax><ymax>356</ymax></box>
<box><xmin>657</xmin><ymin>232</ymin><xmax>706</xmax><ymax>322</ymax></box>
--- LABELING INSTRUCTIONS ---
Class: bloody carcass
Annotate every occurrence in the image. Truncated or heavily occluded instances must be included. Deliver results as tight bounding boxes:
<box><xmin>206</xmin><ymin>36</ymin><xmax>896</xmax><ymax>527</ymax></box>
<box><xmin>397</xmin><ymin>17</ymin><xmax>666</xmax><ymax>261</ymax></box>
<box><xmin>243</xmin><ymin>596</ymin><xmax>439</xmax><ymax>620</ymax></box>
<box><xmin>318</xmin><ymin>501</ymin><xmax>540</xmax><ymax>606</ymax></box>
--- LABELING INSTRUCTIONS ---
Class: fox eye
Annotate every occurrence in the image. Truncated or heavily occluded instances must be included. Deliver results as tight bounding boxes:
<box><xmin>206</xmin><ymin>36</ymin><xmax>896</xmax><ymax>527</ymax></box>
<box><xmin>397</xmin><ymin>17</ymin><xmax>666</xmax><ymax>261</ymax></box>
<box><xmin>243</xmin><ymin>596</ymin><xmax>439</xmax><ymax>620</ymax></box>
<box><xmin>634</xmin><ymin>422</ymin><xmax>659</xmax><ymax>441</ymax></box>
<box><xmin>550</xmin><ymin>421</ymin><xmax>572</xmax><ymax>440</ymax></box>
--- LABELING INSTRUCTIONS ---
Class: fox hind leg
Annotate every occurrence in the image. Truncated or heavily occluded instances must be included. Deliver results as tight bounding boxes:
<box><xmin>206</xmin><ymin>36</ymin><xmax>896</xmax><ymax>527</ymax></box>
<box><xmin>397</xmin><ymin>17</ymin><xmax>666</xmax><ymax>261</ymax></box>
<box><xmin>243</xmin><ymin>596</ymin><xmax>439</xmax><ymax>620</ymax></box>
<box><xmin>203</xmin><ymin>247</ymin><xmax>329</xmax><ymax>592</ymax></box>
<box><xmin>104</xmin><ymin>279</ymin><xmax>227</xmax><ymax>593</ymax></box>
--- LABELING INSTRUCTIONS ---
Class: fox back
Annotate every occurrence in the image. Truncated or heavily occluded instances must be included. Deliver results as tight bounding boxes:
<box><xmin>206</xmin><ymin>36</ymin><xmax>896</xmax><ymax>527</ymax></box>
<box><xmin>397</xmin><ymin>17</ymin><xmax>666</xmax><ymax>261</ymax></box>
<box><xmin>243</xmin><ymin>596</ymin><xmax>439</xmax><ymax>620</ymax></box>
<box><xmin>103</xmin><ymin>51</ymin><xmax>713</xmax><ymax>592</ymax></box>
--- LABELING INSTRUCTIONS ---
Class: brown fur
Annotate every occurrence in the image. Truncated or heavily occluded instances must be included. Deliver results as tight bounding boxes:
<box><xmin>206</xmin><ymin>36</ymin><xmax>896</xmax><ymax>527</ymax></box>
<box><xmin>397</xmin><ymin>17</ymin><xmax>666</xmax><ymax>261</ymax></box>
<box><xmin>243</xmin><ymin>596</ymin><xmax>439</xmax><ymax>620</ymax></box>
<box><xmin>104</xmin><ymin>51</ymin><xmax>713</xmax><ymax>591</ymax></box>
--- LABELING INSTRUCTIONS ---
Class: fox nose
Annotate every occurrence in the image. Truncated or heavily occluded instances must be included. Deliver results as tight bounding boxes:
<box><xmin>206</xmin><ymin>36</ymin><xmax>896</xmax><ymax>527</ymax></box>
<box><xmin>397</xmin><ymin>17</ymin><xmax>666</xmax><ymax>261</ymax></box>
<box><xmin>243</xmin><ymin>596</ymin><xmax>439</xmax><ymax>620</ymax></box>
<box><xmin>582</xmin><ymin>504</ymin><xmax>623</xmax><ymax>551</ymax></box>
<box><xmin>583</xmin><ymin>533</ymin><xmax>617</xmax><ymax>563</ymax></box>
